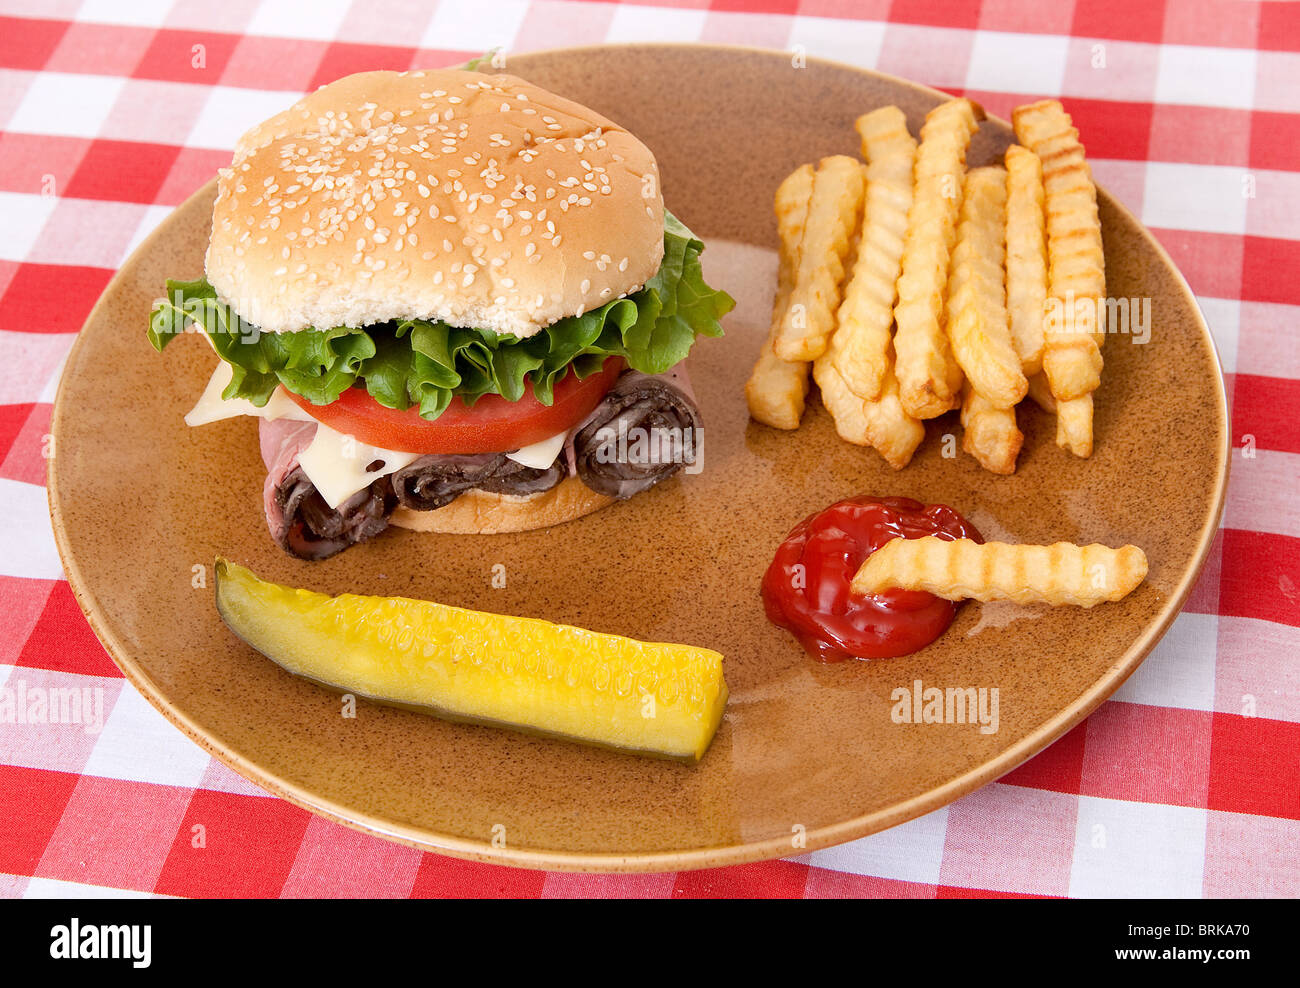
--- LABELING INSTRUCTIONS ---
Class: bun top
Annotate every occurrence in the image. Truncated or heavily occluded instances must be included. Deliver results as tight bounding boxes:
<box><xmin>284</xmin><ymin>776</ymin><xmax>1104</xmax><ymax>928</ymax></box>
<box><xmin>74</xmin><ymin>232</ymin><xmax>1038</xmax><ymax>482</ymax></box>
<box><xmin>205</xmin><ymin>69</ymin><xmax>665</xmax><ymax>337</ymax></box>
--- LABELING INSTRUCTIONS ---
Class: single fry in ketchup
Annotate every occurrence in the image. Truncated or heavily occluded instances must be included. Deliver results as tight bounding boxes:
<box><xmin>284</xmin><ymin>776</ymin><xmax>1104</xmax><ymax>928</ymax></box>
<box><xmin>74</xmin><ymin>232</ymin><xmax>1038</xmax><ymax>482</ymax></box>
<box><xmin>850</xmin><ymin>537</ymin><xmax>1148</xmax><ymax>607</ymax></box>
<box><xmin>762</xmin><ymin>497</ymin><xmax>983</xmax><ymax>661</ymax></box>
<box><xmin>747</xmin><ymin>163</ymin><xmax>815</xmax><ymax>429</ymax></box>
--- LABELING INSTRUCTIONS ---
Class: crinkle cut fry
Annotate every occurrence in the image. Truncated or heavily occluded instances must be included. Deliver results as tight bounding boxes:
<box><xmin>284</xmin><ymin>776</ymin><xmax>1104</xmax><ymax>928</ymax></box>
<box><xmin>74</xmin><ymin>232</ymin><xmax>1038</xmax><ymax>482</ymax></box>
<box><xmin>892</xmin><ymin>97</ymin><xmax>983</xmax><ymax>419</ymax></box>
<box><xmin>1012</xmin><ymin>99</ymin><xmax>1105</xmax><ymax>458</ymax></box>
<box><xmin>772</xmin><ymin>155</ymin><xmax>865</xmax><ymax>362</ymax></box>
<box><xmin>851</xmin><ymin>536</ymin><xmax>1148</xmax><ymax>607</ymax></box>
<box><xmin>746</xmin><ymin>164</ymin><xmax>815</xmax><ymax>429</ymax></box>
<box><xmin>1004</xmin><ymin>143</ymin><xmax>1047</xmax><ymax>377</ymax></box>
<box><xmin>833</xmin><ymin>106</ymin><xmax>917</xmax><ymax>401</ymax></box>
<box><xmin>946</xmin><ymin>165</ymin><xmax>1027</xmax><ymax>410</ymax></box>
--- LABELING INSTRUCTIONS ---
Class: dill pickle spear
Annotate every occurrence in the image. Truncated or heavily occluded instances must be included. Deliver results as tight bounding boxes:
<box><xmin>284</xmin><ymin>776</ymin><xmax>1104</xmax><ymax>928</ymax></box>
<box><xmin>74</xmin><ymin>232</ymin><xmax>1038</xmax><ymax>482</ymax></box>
<box><xmin>214</xmin><ymin>559</ymin><xmax>728</xmax><ymax>761</ymax></box>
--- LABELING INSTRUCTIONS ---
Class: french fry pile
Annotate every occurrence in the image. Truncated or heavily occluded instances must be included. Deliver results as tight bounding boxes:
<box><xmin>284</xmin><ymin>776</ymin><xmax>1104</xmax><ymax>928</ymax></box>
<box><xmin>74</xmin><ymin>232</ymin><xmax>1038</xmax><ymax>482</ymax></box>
<box><xmin>747</xmin><ymin>97</ymin><xmax>1106</xmax><ymax>471</ymax></box>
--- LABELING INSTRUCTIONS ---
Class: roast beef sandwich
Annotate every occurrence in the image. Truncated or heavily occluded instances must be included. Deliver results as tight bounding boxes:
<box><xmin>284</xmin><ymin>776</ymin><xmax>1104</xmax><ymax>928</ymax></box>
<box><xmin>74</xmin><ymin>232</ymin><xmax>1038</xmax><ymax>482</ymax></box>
<box><xmin>148</xmin><ymin>68</ymin><xmax>733</xmax><ymax>559</ymax></box>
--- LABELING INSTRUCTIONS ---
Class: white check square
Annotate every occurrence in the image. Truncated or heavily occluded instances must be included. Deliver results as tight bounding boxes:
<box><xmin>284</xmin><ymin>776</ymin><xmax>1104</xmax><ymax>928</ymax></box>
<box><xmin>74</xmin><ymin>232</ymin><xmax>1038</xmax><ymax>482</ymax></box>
<box><xmin>6</xmin><ymin>72</ymin><xmax>125</xmax><ymax>138</ymax></box>
<box><xmin>246</xmin><ymin>0</ymin><xmax>354</xmax><ymax>41</ymax></box>
<box><xmin>0</xmin><ymin>479</ymin><xmax>63</xmax><ymax>580</ymax></box>
<box><xmin>76</xmin><ymin>0</ymin><xmax>174</xmax><ymax>27</ymax></box>
<box><xmin>1111</xmin><ymin>611</ymin><xmax>1218</xmax><ymax>711</ymax></box>
<box><xmin>81</xmin><ymin>682</ymin><xmax>213</xmax><ymax>790</ymax></box>
<box><xmin>421</xmin><ymin>0</ymin><xmax>530</xmax><ymax>52</ymax></box>
<box><xmin>605</xmin><ymin>4</ymin><xmax>708</xmax><ymax>45</ymax></box>
<box><xmin>1155</xmin><ymin>45</ymin><xmax>1256</xmax><ymax>110</ymax></box>
<box><xmin>1142</xmin><ymin>162</ymin><xmax>1248</xmax><ymax>235</ymax></box>
<box><xmin>788</xmin><ymin>15</ymin><xmax>886</xmax><ymax>71</ymax></box>
<box><xmin>1193</xmin><ymin>296</ymin><xmax>1239</xmax><ymax>374</ymax></box>
<box><xmin>1070</xmin><ymin>796</ymin><xmax>1207</xmax><ymax>898</ymax></box>
<box><xmin>966</xmin><ymin>30</ymin><xmax>1069</xmax><ymax>95</ymax></box>
<box><xmin>801</xmin><ymin>806</ymin><xmax>950</xmax><ymax>885</ymax></box>
<box><xmin>186</xmin><ymin>85</ymin><xmax>305</xmax><ymax>151</ymax></box>
<box><xmin>0</xmin><ymin>192</ymin><xmax>56</xmax><ymax>262</ymax></box>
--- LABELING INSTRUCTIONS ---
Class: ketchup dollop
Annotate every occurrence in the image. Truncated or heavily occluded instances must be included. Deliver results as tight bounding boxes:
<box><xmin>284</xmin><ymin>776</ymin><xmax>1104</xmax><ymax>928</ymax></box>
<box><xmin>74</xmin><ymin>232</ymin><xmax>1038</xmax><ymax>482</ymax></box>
<box><xmin>761</xmin><ymin>496</ymin><xmax>983</xmax><ymax>661</ymax></box>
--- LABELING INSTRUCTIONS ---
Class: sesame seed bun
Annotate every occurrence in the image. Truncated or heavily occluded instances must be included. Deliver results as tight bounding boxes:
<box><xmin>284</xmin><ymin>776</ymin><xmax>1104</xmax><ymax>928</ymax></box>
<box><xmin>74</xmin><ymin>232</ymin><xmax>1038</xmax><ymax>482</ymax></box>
<box><xmin>206</xmin><ymin>68</ymin><xmax>666</xmax><ymax>338</ymax></box>
<box><xmin>388</xmin><ymin>473</ymin><xmax>615</xmax><ymax>535</ymax></box>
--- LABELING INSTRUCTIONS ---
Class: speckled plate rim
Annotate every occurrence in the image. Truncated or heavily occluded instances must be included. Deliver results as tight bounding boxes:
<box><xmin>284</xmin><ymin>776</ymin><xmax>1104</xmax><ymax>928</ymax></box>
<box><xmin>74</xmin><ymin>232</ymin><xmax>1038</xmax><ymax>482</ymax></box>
<box><xmin>47</xmin><ymin>43</ymin><xmax>1230</xmax><ymax>874</ymax></box>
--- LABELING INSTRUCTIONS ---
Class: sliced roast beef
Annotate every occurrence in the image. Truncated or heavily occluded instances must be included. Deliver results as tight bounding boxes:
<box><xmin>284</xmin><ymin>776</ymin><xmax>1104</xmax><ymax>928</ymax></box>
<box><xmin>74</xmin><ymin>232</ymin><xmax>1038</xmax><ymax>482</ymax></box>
<box><xmin>259</xmin><ymin>418</ymin><xmax>396</xmax><ymax>560</ymax></box>
<box><xmin>572</xmin><ymin>367</ymin><xmax>702</xmax><ymax>499</ymax></box>
<box><xmin>391</xmin><ymin>451</ymin><xmax>565</xmax><ymax>511</ymax></box>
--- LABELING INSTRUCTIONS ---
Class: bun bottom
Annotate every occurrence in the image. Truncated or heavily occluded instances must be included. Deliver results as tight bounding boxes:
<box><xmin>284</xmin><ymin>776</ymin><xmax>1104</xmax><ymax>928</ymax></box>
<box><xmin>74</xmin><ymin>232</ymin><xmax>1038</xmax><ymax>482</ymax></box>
<box><xmin>388</xmin><ymin>474</ymin><xmax>615</xmax><ymax>535</ymax></box>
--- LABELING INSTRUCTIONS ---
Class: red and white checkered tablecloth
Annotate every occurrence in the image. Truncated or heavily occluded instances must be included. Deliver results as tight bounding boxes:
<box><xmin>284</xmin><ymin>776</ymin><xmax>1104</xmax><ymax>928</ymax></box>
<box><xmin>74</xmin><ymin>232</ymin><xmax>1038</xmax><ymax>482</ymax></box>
<box><xmin>0</xmin><ymin>0</ymin><xmax>1295</xmax><ymax>900</ymax></box>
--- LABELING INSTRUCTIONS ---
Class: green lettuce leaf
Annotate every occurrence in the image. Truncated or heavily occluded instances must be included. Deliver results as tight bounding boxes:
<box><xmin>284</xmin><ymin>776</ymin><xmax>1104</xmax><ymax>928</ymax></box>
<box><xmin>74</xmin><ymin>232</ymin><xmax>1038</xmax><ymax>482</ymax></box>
<box><xmin>149</xmin><ymin>212</ymin><xmax>732</xmax><ymax>420</ymax></box>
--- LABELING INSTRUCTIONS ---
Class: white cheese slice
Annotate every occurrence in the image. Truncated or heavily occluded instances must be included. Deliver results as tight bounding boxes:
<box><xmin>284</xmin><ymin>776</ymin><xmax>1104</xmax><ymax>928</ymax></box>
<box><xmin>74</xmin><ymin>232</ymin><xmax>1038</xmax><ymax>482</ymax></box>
<box><xmin>297</xmin><ymin>423</ymin><xmax>420</xmax><ymax>510</ymax></box>
<box><xmin>184</xmin><ymin>361</ymin><xmax>315</xmax><ymax>427</ymax></box>
<box><xmin>505</xmin><ymin>428</ymin><xmax>569</xmax><ymax>469</ymax></box>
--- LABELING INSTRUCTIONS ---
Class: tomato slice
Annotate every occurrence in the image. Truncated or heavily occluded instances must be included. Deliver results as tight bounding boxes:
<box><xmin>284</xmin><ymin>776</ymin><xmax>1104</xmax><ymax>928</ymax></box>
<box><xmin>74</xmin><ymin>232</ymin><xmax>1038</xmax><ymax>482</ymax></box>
<box><xmin>284</xmin><ymin>357</ymin><xmax>625</xmax><ymax>455</ymax></box>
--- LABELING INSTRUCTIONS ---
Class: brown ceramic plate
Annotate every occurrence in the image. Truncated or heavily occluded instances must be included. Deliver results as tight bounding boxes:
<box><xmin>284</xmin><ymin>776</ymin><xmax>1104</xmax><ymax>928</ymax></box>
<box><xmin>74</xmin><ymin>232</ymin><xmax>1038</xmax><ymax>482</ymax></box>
<box><xmin>48</xmin><ymin>45</ymin><xmax>1228</xmax><ymax>872</ymax></box>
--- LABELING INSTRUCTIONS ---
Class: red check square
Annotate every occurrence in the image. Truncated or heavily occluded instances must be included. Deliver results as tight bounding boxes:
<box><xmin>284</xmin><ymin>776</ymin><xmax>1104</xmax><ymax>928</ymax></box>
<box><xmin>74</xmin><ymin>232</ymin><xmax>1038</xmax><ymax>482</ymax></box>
<box><xmin>1072</xmin><ymin>0</ymin><xmax>1166</xmax><ymax>43</ymax></box>
<box><xmin>709</xmin><ymin>0</ymin><xmax>797</xmax><ymax>14</ymax></box>
<box><xmin>1242</xmin><ymin>235</ymin><xmax>1300</xmax><ymax>306</ymax></box>
<box><xmin>1230</xmin><ymin>375</ymin><xmax>1300</xmax><ymax>457</ymax></box>
<box><xmin>1207</xmin><ymin>713</ymin><xmax>1300</xmax><ymax>819</ymax></box>
<box><xmin>0</xmin><ymin>263</ymin><xmax>114</xmax><ymax>335</ymax></box>
<box><xmin>999</xmin><ymin>721</ymin><xmax>1088</xmax><ymax>793</ymax></box>
<box><xmin>672</xmin><ymin>859</ymin><xmax>809</xmax><ymax>898</ymax></box>
<box><xmin>411</xmin><ymin>852</ymin><xmax>547</xmax><ymax>898</ymax></box>
<box><xmin>1219</xmin><ymin>528</ymin><xmax>1300</xmax><ymax>627</ymax></box>
<box><xmin>890</xmin><ymin>0</ymin><xmax>981</xmax><ymax>29</ymax></box>
<box><xmin>64</xmin><ymin>139</ymin><xmax>181</xmax><ymax>204</ymax></box>
<box><xmin>1057</xmin><ymin>96</ymin><xmax>1154</xmax><ymax>161</ymax></box>
<box><xmin>1249</xmin><ymin>110</ymin><xmax>1300</xmax><ymax>171</ymax></box>
<box><xmin>134</xmin><ymin>27</ymin><xmax>240</xmax><ymax>85</ymax></box>
<box><xmin>1258</xmin><ymin>0</ymin><xmax>1300</xmax><ymax>53</ymax></box>
<box><xmin>0</xmin><ymin>765</ymin><xmax>79</xmax><ymax>876</ymax></box>
<box><xmin>154</xmin><ymin>789</ymin><xmax>312</xmax><ymax>898</ymax></box>
<box><xmin>937</xmin><ymin>885</ymin><xmax>1058</xmax><ymax>898</ymax></box>
<box><xmin>308</xmin><ymin>41</ymin><xmax>417</xmax><ymax>92</ymax></box>
<box><xmin>540</xmin><ymin>871</ymin><xmax>676</xmax><ymax>898</ymax></box>
<box><xmin>0</xmin><ymin>403</ymin><xmax>36</xmax><ymax>463</ymax></box>
<box><xmin>0</xmin><ymin>401</ymin><xmax>50</xmax><ymax>486</ymax></box>
<box><xmin>0</xmin><ymin>17</ymin><xmax>70</xmax><ymax>71</ymax></box>
<box><xmin>17</xmin><ymin>581</ymin><xmax>122</xmax><ymax>680</ymax></box>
